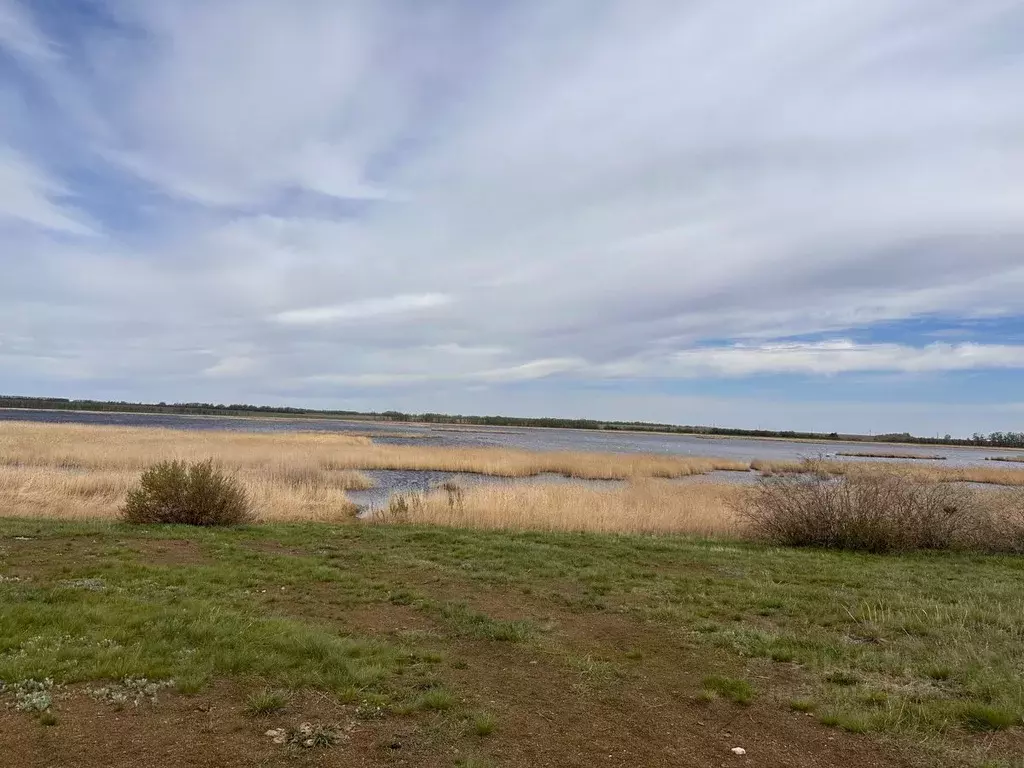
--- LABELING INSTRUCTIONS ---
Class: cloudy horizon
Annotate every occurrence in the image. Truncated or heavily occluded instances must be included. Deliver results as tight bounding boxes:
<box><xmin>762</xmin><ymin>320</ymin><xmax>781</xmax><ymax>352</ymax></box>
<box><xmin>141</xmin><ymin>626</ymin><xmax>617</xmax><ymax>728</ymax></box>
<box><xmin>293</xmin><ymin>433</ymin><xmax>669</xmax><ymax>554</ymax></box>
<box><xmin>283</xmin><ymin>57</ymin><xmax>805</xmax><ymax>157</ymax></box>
<box><xmin>2</xmin><ymin>1</ymin><xmax>1023</xmax><ymax>436</ymax></box>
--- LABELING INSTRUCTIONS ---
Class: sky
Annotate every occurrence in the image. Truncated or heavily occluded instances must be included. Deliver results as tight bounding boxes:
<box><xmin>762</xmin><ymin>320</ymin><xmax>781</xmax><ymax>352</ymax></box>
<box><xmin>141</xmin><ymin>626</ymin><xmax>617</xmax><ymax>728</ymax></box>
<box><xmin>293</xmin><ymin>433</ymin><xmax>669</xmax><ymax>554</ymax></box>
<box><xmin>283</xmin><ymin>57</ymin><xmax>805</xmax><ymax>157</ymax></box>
<box><xmin>1</xmin><ymin>1</ymin><xmax>1023</xmax><ymax>436</ymax></box>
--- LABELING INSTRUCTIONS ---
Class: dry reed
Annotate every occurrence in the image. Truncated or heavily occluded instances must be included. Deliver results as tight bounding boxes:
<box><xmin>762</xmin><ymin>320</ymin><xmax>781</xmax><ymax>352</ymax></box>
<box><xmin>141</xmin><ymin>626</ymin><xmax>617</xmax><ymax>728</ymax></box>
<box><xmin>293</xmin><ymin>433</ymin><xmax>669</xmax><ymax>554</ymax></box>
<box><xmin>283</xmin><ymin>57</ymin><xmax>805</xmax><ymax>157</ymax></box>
<box><xmin>0</xmin><ymin>423</ymin><xmax>376</xmax><ymax>522</ymax></box>
<box><xmin>749</xmin><ymin>458</ymin><xmax>1024</xmax><ymax>487</ymax></box>
<box><xmin>368</xmin><ymin>480</ymin><xmax>743</xmax><ymax>536</ymax></box>
<box><xmin>0</xmin><ymin>422</ymin><xmax>748</xmax><ymax>523</ymax></box>
<box><xmin>0</xmin><ymin>422</ymin><xmax>747</xmax><ymax>479</ymax></box>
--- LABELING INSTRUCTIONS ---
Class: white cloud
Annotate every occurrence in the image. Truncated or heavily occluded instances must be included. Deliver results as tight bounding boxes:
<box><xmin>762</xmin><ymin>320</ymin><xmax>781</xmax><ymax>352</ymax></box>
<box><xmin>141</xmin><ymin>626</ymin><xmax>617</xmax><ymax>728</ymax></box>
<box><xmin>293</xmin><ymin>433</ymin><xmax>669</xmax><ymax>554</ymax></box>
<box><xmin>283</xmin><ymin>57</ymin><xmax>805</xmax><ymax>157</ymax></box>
<box><xmin>273</xmin><ymin>293</ymin><xmax>452</xmax><ymax>326</ymax></box>
<box><xmin>0</xmin><ymin>0</ymin><xmax>57</xmax><ymax>63</ymax></box>
<box><xmin>202</xmin><ymin>355</ymin><xmax>258</xmax><ymax>378</ymax></box>
<box><xmin>670</xmin><ymin>341</ymin><xmax>1024</xmax><ymax>377</ymax></box>
<box><xmin>0</xmin><ymin>148</ymin><xmax>93</xmax><ymax>234</ymax></box>
<box><xmin>471</xmin><ymin>358</ymin><xmax>587</xmax><ymax>383</ymax></box>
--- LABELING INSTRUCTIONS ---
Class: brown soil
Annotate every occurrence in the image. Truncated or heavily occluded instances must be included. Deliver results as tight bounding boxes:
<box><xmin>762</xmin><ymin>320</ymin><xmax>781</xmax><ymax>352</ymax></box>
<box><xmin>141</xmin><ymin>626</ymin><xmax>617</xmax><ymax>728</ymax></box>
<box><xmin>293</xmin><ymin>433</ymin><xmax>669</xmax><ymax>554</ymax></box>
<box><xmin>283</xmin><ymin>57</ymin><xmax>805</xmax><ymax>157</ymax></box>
<box><xmin>0</xmin><ymin>629</ymin><xmax>914</xmax><ymax>768</ymax></box>
<box><xmin>0</xmin><ymin>682</ymin><xmax>456</xmax><ymax>768</ymax></box>
<box><xmin>129</xmin><ymin>539</ymin><xmax>212</xmax><ymax>567</ymax></box>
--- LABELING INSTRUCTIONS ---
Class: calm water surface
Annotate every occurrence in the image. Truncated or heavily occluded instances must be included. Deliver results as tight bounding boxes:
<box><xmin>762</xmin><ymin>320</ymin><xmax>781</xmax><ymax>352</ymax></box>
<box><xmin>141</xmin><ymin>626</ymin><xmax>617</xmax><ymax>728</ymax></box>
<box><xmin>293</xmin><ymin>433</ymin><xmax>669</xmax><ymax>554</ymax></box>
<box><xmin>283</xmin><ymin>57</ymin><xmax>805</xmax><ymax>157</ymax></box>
<box><xmin>2</xmin><ymin>408</ymin><xmax>1017</xmax><ymax>473</ymax></box>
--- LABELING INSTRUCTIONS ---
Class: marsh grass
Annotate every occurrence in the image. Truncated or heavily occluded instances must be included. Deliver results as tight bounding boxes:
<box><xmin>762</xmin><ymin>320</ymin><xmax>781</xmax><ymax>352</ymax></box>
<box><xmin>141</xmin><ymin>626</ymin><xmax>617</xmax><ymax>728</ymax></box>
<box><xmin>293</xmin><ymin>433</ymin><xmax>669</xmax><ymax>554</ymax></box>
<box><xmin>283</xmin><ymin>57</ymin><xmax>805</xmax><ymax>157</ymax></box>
<box><xmin>0</xmin><ymin>422</ymin><xmax>748</xmax><ymax>524</ymax></box>
<box><xmin>370</xmin><ymin>480</ymin><xmax>743</xmax><ymax>536</ymax></box>
<box><xmin>750</xmin><ymin>457</ymin><xmax>1024</xmax><ymax>486</ymax></box>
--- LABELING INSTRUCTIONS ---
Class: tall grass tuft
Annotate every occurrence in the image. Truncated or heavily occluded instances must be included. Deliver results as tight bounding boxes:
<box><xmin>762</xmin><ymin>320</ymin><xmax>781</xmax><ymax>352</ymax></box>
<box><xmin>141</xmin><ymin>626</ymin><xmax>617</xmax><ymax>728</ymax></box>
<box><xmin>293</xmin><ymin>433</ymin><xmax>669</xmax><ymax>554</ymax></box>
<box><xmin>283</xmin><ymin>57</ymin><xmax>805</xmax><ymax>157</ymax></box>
<box><xmin>122</xmin><ymin>459</ymin><xmax>252</xmax><ymax>526</ymax></box>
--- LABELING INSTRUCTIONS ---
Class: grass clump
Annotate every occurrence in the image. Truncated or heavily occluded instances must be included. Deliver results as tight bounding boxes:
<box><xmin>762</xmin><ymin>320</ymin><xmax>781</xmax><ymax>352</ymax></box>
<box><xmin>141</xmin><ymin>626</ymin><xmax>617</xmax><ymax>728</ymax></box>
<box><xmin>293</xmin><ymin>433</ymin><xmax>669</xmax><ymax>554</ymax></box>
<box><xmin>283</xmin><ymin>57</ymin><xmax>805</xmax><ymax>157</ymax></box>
<box><xmin>702</xmin><ymin>676</ymin><xmax>754</xmax><ymax>705</ymax></box>
<box><xmin>123</xmin><ymin>459</ymin><xmax>252</xmax><ymax>526</ymax></box>
<box><xmin>244</xmin><ymin>688</ymin><xmax>290</xmax><ymax>717</ymax></box>
<box><xmin>825</xmin><ymin>671</ymin><xmax>860</xmax><ymax>687</ymax></box>
<box><xmin>789</xmin><ymin>698</ymin><xmax>815</xmax><ymax>713</ymax></box>
<box><xmin>432</xmin><ymin>602</ymin><xmax>534</xmax><ymax>643</ymax></box>
<box><xmin>959</xmin><ymin>703</ymin><xmax>1019</xmax><ymax>732</ymax></box>
<box><xmin>38</xmin><ymin>711</ymin><xmax>58</xmax><ymax>726</ymax></box>
<box><xmin>415</xmin><ymin>688</ymin><xmax>456</xmax><ymax>711</ymax></box>
<box><xmin>472</xmin><ymin>711</ymin><xmax>497</xmax><ymax>736</ymax></box>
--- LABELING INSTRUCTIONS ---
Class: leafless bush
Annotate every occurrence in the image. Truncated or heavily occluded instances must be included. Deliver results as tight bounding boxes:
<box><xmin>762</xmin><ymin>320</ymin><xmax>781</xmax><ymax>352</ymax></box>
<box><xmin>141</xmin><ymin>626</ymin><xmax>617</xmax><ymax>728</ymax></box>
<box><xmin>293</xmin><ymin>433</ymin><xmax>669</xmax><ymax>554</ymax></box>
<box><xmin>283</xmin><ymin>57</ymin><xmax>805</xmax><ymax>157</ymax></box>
<box><xmin>738</xmin><ymin>462</ymin><xmax>981</xmax><ymax>553</ymax></box>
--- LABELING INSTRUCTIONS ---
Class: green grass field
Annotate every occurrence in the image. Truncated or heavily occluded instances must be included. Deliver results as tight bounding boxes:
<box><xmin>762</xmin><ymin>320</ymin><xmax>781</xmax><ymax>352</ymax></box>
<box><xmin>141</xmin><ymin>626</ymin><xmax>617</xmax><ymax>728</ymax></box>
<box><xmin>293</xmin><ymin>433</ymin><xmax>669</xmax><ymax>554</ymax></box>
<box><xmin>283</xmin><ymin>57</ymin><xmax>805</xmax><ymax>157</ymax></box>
<box><xmin>1</xmin><ymin>519</ymin><xmax>1022</xmax><ymax>766</ymax></box>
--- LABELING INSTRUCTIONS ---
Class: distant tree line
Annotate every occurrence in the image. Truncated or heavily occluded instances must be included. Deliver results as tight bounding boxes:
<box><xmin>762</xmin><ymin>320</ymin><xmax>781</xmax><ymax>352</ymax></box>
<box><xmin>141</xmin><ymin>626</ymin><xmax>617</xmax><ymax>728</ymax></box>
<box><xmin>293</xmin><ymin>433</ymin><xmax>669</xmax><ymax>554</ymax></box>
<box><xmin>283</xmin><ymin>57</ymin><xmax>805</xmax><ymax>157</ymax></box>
<box><xmin>0</xmin><ymin>396</ymin><xmax>361</xmax><ymax>420</ymax></box>
<box><xmin>2</xmin><ymin>395</ymin><xmax>1021</xmax><ymax>448</ymax></box>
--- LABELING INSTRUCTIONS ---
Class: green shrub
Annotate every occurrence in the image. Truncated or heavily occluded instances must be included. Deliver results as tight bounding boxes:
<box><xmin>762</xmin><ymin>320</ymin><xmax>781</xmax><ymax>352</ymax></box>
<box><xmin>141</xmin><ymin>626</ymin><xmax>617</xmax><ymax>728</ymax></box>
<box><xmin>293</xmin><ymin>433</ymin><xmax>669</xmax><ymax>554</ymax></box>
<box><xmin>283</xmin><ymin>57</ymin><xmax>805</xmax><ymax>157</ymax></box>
<box><xmin>122</xmin><ymin>460</ymin><xmax>252</xmax><ymax>526</ymax></box>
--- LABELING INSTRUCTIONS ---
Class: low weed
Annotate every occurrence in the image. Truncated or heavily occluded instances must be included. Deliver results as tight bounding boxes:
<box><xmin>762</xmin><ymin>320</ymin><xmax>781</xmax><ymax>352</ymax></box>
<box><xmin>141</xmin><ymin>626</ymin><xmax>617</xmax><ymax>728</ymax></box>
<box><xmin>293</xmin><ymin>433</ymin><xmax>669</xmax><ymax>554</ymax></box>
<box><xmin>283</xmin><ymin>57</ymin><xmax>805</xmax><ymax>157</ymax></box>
<box><xmin>702</xmin><ymin>676</ymin><xmax>754</xmax><ymax>705</ymax></box>
<box><xmin>244</xmin><ymin>688</ymin><xmax>290</xmax><ymax>717</ymax></box>
<box><xmin>472</xmin><ymin>711</ymin><xmax>497</xmax><ymax>736</ymax></box>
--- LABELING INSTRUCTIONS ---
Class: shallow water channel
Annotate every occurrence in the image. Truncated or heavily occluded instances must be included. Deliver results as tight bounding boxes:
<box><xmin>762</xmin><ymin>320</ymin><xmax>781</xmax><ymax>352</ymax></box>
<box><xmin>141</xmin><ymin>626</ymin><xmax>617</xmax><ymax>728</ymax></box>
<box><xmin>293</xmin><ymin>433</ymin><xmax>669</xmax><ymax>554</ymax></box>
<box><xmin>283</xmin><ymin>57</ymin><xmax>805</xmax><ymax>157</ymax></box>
<box><xmin>347</xmin><ymin>469</ymin><xmax>627</xmax><ymax>512</ymax></box>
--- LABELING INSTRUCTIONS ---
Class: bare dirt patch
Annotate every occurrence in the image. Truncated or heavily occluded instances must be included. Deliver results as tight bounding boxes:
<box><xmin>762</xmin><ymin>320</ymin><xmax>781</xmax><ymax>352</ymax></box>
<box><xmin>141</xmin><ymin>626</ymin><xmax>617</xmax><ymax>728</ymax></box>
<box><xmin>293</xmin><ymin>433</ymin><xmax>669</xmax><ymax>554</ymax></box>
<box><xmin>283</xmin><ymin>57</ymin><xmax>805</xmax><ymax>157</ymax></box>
<box><xmin>447</xmin><ymin>639</ymin><xmax>913</xmax><ymax>768</ymax></box>
<box><xmin>0</xmin><ymin>682</ymin><xmax>470</xmax><ymax>768</ymax></box>
<box><xmin>345</xmin><ymin>602</ymin><xmax>439</xmax><ymax>636</ymax></box>
<box><xmin>130</xmin><ymin>539</ymin><xmax>212</xmax><ymax>567</ymax></box>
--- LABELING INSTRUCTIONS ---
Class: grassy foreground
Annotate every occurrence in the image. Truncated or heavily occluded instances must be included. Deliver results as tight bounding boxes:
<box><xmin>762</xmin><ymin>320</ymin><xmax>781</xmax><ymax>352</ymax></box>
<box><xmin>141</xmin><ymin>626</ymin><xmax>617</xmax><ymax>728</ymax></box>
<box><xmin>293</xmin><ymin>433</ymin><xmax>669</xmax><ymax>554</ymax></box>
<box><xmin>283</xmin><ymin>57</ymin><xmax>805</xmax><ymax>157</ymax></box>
<box><xmin>1</xmin><ymin>519</ymin><xmax>1021</xmax><ymax>767</ymax></box>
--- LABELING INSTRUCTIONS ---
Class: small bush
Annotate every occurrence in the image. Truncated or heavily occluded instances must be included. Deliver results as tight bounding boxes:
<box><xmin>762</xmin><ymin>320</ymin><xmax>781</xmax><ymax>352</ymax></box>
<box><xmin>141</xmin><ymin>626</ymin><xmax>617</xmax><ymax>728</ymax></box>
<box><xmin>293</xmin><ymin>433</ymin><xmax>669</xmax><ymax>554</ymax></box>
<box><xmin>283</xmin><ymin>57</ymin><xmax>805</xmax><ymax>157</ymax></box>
<box><xmin>122</xmin><ymin>460</ymin><xmax>252</xmax><ymax>526</ymax></box>
<box><xmin>738</xmin><ymin>464</ymin><xmax>981</xmax><ymax>553</ymax></box>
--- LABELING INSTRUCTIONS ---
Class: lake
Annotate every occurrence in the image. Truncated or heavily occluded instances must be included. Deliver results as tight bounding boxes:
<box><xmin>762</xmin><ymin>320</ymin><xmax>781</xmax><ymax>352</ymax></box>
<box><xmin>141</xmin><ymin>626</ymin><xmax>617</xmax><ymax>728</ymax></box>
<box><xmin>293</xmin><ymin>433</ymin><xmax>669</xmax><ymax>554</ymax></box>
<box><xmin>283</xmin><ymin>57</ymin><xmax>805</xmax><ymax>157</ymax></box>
<box><xmin>0</xmin><ymin>407</ymin><xmax>1012</xmax><ymax>468</ymax></box>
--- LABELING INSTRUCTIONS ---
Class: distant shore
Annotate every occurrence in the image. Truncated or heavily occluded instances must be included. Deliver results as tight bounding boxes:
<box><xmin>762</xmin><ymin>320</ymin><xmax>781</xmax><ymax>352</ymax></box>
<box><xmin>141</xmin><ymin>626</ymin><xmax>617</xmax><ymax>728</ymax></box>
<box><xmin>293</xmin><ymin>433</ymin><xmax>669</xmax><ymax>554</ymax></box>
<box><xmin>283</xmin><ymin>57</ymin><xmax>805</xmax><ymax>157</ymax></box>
<box><xmin>3</xmin><ymin>404</ymin><xmax>1024</xmax><ymax>453</ymax></box>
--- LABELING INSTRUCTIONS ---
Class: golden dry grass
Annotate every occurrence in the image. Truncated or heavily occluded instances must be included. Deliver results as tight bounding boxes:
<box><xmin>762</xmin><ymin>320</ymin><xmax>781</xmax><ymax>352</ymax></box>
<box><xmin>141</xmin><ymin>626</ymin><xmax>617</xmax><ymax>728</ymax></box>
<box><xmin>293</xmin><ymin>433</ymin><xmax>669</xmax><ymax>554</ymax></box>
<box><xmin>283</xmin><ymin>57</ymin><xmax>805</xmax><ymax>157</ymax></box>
<box><xmin>368</xmin><ymin>479</ymin><xmax>744</xmax><ymax>536</ymax></box>
<box><xmin>0</xmin><ymin>421</ymin><xmax>749</xmax><ymax>523</ymax></box>
<box><xmin>0</xmin><ymin>421</ymin><xmax>373</xmax><ymax>471</ymax></box>
<box><xmin>0</xmin><ymin>423</ymin><xmax>376</xmax><ymax>522</ymax></box>
<box><xmin>0</xmin><ymin>464</ymin><xmax>369</xmax><ymax>523</ymax></box>
<box><xmin>0</xmin><ymin>421</ymin><xmax>748</xmax><ymax>479</ymax></box>
<box><xmin>749</xmin><ymin>458</ymin><xmax>1024</xmax><ymax>486</ymax></box>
